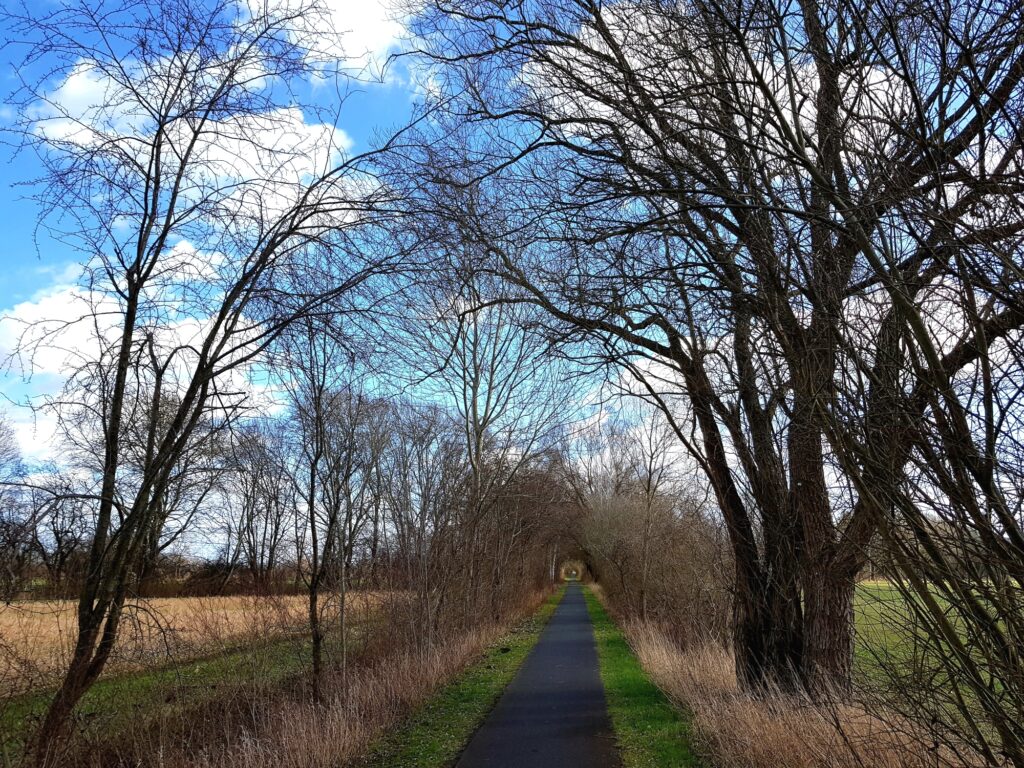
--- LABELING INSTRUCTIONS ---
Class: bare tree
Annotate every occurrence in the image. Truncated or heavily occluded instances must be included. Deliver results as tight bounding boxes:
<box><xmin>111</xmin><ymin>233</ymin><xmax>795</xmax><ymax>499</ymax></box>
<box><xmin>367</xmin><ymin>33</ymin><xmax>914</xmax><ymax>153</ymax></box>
<box><xmin>28</xmin><ymin>472</ymin><xmax>91</xmax><ymax>597</ymax></box>
<box><xmin>831</xmin><ymin>235</ymin><xmax>1024</xmax><ymax>762</ymax></box>
<box><xmin>393</xmin><ymin>266</ymin><xmax>572</xmax><ymax>621</ymax></box>
<box><xmin>566</xmin><ymin>399</ymin><xmax>727</xmax><ymax>636</ymax></box>
<box><xmin>380</xmin><ymin>400</ymin><xmax>468</xmax><ymax>649</ymax></box>
<box><xmin>0</xmin><ymin>414</ymin><xmax>30</xmax><ymax>601</ymax></box>
<box><xmin>3</xmin><ymin>0</ymin><xmax>397</xmax><ymax>756</ymax></box>
<box><xmin>229</xmin><ymin>420</ymin><xmax>296</xmax><ymax>591</ymax></box>
<box><xmin>399</xmin><ymin>0</ymin><xmax>1024</xmax><ymax>699</ymax></box>
<box><xmin>280</xmin><ymin>315</ymin><xmax>373</xmax><ymax>699</ymax></box>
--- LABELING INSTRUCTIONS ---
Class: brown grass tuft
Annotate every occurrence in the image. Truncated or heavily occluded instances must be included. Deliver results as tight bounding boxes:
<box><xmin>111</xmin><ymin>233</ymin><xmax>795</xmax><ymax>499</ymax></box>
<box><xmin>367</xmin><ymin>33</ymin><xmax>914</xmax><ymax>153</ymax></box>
<box><xmin>625</xmin><ymin>621</ymin><xmax>977</xmax><ymax>768</ymax></box>
<box><xmin>190</xmin><ymin>624</ymin><xmax>504</xmax><ymax>768</ymax></box>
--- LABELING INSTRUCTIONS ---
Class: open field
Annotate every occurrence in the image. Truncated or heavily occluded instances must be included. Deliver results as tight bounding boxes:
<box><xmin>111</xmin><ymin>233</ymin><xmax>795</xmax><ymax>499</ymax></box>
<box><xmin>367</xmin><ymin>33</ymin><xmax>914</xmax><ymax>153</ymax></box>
<box><xmin>0</xmin><ymin>592</ymin><xmax>391</xmax><ymax>762</ymax></box>
<box><xmin>854</xmin><ymin>579</ymin><xmax>973</xmax><ymax>686</ymax></box>
<box><xmin>0</xmin><ymin>592</ymin><xmax>387</xmax><ymax>697</ymax></box>
<box><xmin>854</xmin><ymin>580</ymin><xmax>911</xmax><ymax>670</ymax></box>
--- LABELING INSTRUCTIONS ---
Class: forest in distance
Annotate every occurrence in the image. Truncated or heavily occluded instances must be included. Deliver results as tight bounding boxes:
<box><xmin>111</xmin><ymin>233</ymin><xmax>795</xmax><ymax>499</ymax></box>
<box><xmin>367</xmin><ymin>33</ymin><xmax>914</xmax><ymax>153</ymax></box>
<box><xmin>0</xmin><ymin>0</ymin><xmax>1023</xmax><ymax>766</ymax></box>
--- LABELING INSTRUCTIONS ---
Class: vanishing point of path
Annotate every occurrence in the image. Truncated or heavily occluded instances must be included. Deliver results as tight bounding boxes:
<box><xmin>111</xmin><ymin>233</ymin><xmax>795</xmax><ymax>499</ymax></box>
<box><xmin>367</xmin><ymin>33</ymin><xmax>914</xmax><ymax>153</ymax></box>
<box><xmin>455</xmin><ymin>582</ymin><xmax>622</xmax><ymax>768</ymax></box>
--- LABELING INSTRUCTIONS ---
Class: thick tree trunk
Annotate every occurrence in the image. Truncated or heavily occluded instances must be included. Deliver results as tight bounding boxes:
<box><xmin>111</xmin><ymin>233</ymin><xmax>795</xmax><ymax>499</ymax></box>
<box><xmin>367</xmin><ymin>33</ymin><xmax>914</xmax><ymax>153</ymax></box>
<box><xmin>733</xmin><ymin>570</ymin><xmax>805</xmax><ymax>693</ymax></box>
<box><xmin>790</xmin><ymin>372</ymin><xmax>855</xmax><ymax>696</ymax></box>
<box><xmin>31</xmin><ymin>636</ymin><xmax>96</xmax><ymax>766</ymax></box>
<box><xmin>762</xmin><ymin>504</ymin><xmax>805</xmax><ymax>687</ymax></box>
<box><xmin>137</xmin><ymin>541</ymin><xmax>160</xmax><ymax>598</ymax></box>
<box><xmin>684</xmin><ymin>360</ymin><xmax>805</xmax><ymax>693</ymax></box>
<box><xmin>802</xmin><ymin>567</ymin><xmax>855</xmax><ymax>695</ymax></box>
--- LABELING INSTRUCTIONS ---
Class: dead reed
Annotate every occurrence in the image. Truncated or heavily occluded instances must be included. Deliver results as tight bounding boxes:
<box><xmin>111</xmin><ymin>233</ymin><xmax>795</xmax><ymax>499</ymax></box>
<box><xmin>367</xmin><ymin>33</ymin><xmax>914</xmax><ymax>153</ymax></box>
<box><xmin>54</xmin><ymin>589</ymin><xmax>549</xmax><ymax>768</ymax></box>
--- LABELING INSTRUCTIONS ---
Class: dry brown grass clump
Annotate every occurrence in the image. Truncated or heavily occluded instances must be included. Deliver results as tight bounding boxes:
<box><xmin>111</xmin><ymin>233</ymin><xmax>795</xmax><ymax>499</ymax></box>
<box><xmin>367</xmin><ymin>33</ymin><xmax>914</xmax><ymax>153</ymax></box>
<box><xmin>87</xmin><ymin>589</ymin><xmax>551</xmax><ymax>768</ymax></box>
<box><xmin>194</xmin><ymin>624</ymin><xmax>504</xmax><ymax>768</ymax></box>
<box><xmin>625</xmin><ymin>621</ymin><xmax>976</xmax><ymax>768</ymax></box>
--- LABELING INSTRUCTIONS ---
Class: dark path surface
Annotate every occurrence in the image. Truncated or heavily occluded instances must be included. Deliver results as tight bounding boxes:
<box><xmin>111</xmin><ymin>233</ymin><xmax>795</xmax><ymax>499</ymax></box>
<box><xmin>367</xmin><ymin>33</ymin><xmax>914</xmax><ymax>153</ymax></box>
<box><xmin>455</xmin><ymin>582</ymin><xmax>622</xmax><ymax>768</ymax></box>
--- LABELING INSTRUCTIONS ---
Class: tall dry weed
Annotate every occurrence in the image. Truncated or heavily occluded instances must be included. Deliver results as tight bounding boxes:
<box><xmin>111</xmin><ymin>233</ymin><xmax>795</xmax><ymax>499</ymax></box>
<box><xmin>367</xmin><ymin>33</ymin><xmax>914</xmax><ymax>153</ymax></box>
<box><xmin>625</xmin><ymin>621</ymin><xmax>978</xmax><ymax>768</ymax></box>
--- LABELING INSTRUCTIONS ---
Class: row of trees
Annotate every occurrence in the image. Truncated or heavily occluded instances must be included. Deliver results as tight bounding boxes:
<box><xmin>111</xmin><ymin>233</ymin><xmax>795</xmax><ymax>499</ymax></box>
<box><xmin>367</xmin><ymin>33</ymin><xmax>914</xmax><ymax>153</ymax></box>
<box><xmin>390</xmin><ymin>0</ymin><xmax>1024</xmax><ymax>762</ymax></box>
<box><xmin>568</xmin><ymin>403</ymin><xmax>731</xmax><ymax>646</ymax></box>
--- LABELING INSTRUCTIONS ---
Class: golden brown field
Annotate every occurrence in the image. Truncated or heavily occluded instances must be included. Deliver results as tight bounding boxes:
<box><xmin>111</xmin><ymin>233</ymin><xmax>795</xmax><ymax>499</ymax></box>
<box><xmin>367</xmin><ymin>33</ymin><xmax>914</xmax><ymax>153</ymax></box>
<box><xmin>0</xmin><ymin>592</ymin><xmax>386</xmax><ymax>696</ymax></box>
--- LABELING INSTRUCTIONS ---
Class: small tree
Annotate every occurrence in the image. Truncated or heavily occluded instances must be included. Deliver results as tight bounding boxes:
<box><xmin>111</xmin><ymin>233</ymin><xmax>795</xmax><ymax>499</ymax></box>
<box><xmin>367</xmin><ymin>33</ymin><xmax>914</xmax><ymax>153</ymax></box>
<box><xmin>281</xmin><ymin>315</ymin><xmax>370</xmax><ymax>700</ymax></box>
<box><xmin>0</xmin><ymin>415</ymin><xmax>30</xmax><ymax>601</ymax></box>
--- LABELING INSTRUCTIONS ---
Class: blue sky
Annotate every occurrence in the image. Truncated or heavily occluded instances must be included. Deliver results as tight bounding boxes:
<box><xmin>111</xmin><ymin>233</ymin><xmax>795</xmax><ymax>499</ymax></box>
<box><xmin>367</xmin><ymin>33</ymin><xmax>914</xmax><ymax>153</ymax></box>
<box><xmin>0</xmin><ymin>0</ymin><xmax>418</xmax><ymax>461</ymax></box>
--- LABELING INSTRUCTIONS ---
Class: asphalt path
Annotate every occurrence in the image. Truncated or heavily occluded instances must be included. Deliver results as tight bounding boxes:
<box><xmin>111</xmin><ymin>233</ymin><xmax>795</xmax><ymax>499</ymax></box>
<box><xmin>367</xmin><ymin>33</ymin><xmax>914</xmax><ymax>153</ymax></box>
<box><xmin>454</xmin><ymin>582</ymin><xmax>622</xmax><ymax>768</ymax></box>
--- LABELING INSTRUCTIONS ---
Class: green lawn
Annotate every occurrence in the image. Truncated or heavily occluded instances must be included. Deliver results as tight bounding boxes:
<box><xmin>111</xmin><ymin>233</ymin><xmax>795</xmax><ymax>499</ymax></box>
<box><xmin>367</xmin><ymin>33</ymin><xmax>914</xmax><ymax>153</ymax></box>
<box><xmin>583</xmin><ymin>587</ymin><xmax>701</xmax><ymax>768</ymax></box>
<box><xmin>359</xmin><ymin>587</ymin><xmax>565</xmax><ymax>768</ymax></box>
<box><xmin>853</xmin><ymin>578</ymin><xmax>997</xmax><ymax>728</ymax></box>
<box><xmin>854</xmin><ymin>579</ymin><xmax>962</xmax><ymax>684</ymax></box>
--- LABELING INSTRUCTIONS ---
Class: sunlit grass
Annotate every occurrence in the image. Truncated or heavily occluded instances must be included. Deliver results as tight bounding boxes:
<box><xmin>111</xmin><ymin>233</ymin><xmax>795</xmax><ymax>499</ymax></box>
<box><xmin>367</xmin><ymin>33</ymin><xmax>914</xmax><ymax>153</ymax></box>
<box><xmin>0</xmin><ymin>594</ymin><xmax>387</xmax><ymax>760</ymax></box>
<box><xmin>584</xmin><ymin>587</ymin><xmax>701</xmax><ymax>768</ymax></box>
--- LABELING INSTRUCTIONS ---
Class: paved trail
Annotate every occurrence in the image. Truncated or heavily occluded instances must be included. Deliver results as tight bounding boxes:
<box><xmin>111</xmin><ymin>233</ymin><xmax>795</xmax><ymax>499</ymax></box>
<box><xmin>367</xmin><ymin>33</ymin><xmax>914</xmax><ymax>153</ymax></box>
<box><xmin>455</xmin><ymin>582</ymin><xmax>622</xmax><ymax>768</ymax></box>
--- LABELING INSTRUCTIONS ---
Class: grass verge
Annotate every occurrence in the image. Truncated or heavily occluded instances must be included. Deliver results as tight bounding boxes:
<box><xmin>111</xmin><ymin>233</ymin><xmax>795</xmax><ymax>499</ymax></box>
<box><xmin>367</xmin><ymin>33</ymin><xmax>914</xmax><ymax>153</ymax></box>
<box><xmin>359</xmin><ymin>586</ymin><xmax>565</xmax><ymax>768</ymax></box>
<box><xmin>0</xmin><ymin>628</ymin><xmax>365</xmax><ymax>762</ymax></box>
<box><xmin>583</xmin><ymin>587</ymin><xmax>701</xmax><ymax>768</ymax></box>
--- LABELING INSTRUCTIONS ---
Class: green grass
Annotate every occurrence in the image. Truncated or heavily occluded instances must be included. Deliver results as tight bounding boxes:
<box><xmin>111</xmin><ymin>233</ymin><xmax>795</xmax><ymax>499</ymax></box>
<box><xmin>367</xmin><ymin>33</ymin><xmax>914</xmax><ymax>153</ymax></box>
<box><xmin>360</xmin><ymin>587</ymin><xmax>565</xmax><ymax>768</ymax></box>
<box><xmin>853</xmin><ymin>580</ymin><xmax>966</xmax><ymax>683</ymax></box>
<box><xmin>854</xmin><ymin>580</ymin><xmax>912</xmax><ymax>679</ymax></box>
<box><xmin>583</xmin><ymin>587</ymin><xmax>701</xmax><ymax>768</ymax></box>
<box><xmin>853</xmin><ymin>579</ymin><xmax>997</xmax><ymax>719</ymax></box>
<box><xmin>0</xmin><ymin>629</ymin><xmax>361</xmax><ymax>761</ymax></box>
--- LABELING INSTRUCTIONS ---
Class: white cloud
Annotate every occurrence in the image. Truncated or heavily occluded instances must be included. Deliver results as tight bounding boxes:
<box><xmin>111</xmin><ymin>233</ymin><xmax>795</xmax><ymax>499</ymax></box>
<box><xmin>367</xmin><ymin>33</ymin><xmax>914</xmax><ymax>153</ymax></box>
<box><xmin>0</xmin><ymin>282</ymin><xmax>109</xmax><ymax>380</ymax></box>
<box><xmin>0</xmin><ymin>278</ymin><xmax>111</xmax><ymax>461</ymax></box>
<box><xmin>325</xmin><ymin>0</ymin><xmax>405</xmax><ymax>66</ymax></box>
<box><xmin>7</xmin><ymin>408</ymin><xmax>60</xmax><ymax>464</ymax></box>
<box><xmin>30</xmin><ymin>60</ymin><xmax>146</xmax><ymax>144</ymax></box>
<box><xmin>250</xmin><ymin>0</ymin><xmax>406</xmax><ymax>75</ymax></box>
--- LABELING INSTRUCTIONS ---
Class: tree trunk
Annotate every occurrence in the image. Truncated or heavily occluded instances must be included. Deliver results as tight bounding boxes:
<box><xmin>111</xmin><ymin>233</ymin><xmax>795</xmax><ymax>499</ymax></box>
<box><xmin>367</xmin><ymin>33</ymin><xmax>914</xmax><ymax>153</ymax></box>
<box><xmin>790</xmin><ymin>373</ymin><xmax>854</xmax><ymax>696</ymax></box>
<box><xmin>309</xmin><ymin>586</ymin><xmax>323</xmax><ymax>702</ymax></box>
<box><xmin>339</xmin><ymin>547</ymin><xmax>348</xmax><ymax>692</ymax></box>
<box><xmin>683</xmin><ymin>360</ymin><xmax>805</xmax><ymax>692</ymax></box>
<box><xmin>31</xmin><ymin>636</ymin><xmax>96</xmax><ymax>766</ymax></box>
<box><xmin>802</xmin><ymin>568</ymin><xmax>854</xmax><ymax>695</ymax></box>
<box><xmin>31</xmin><ymin>590</ymin><xmax>127</xmax><ymax>766</ymax></box>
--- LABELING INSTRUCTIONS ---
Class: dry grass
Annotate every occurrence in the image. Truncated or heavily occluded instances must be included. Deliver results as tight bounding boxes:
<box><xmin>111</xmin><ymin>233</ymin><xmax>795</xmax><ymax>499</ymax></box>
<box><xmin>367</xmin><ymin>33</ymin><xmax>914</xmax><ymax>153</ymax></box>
<box><xmin>195</xmin><ymin>625</ymin><xmax>504</xmax><ymax>768</ymax></box>
<box><xmin>0</xmin><ymin>592</ymin><xmax>387</xmax><ymax>696</ymax></box>
<box><xmin>86</xmin><ymin>589</ymin><xmax>552</xmax><ymax>768</ymax></box>
<box><xmin>625</xmin><ymin>621</ymin><xmax>980</xmax><ymax>768</ymax></box>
